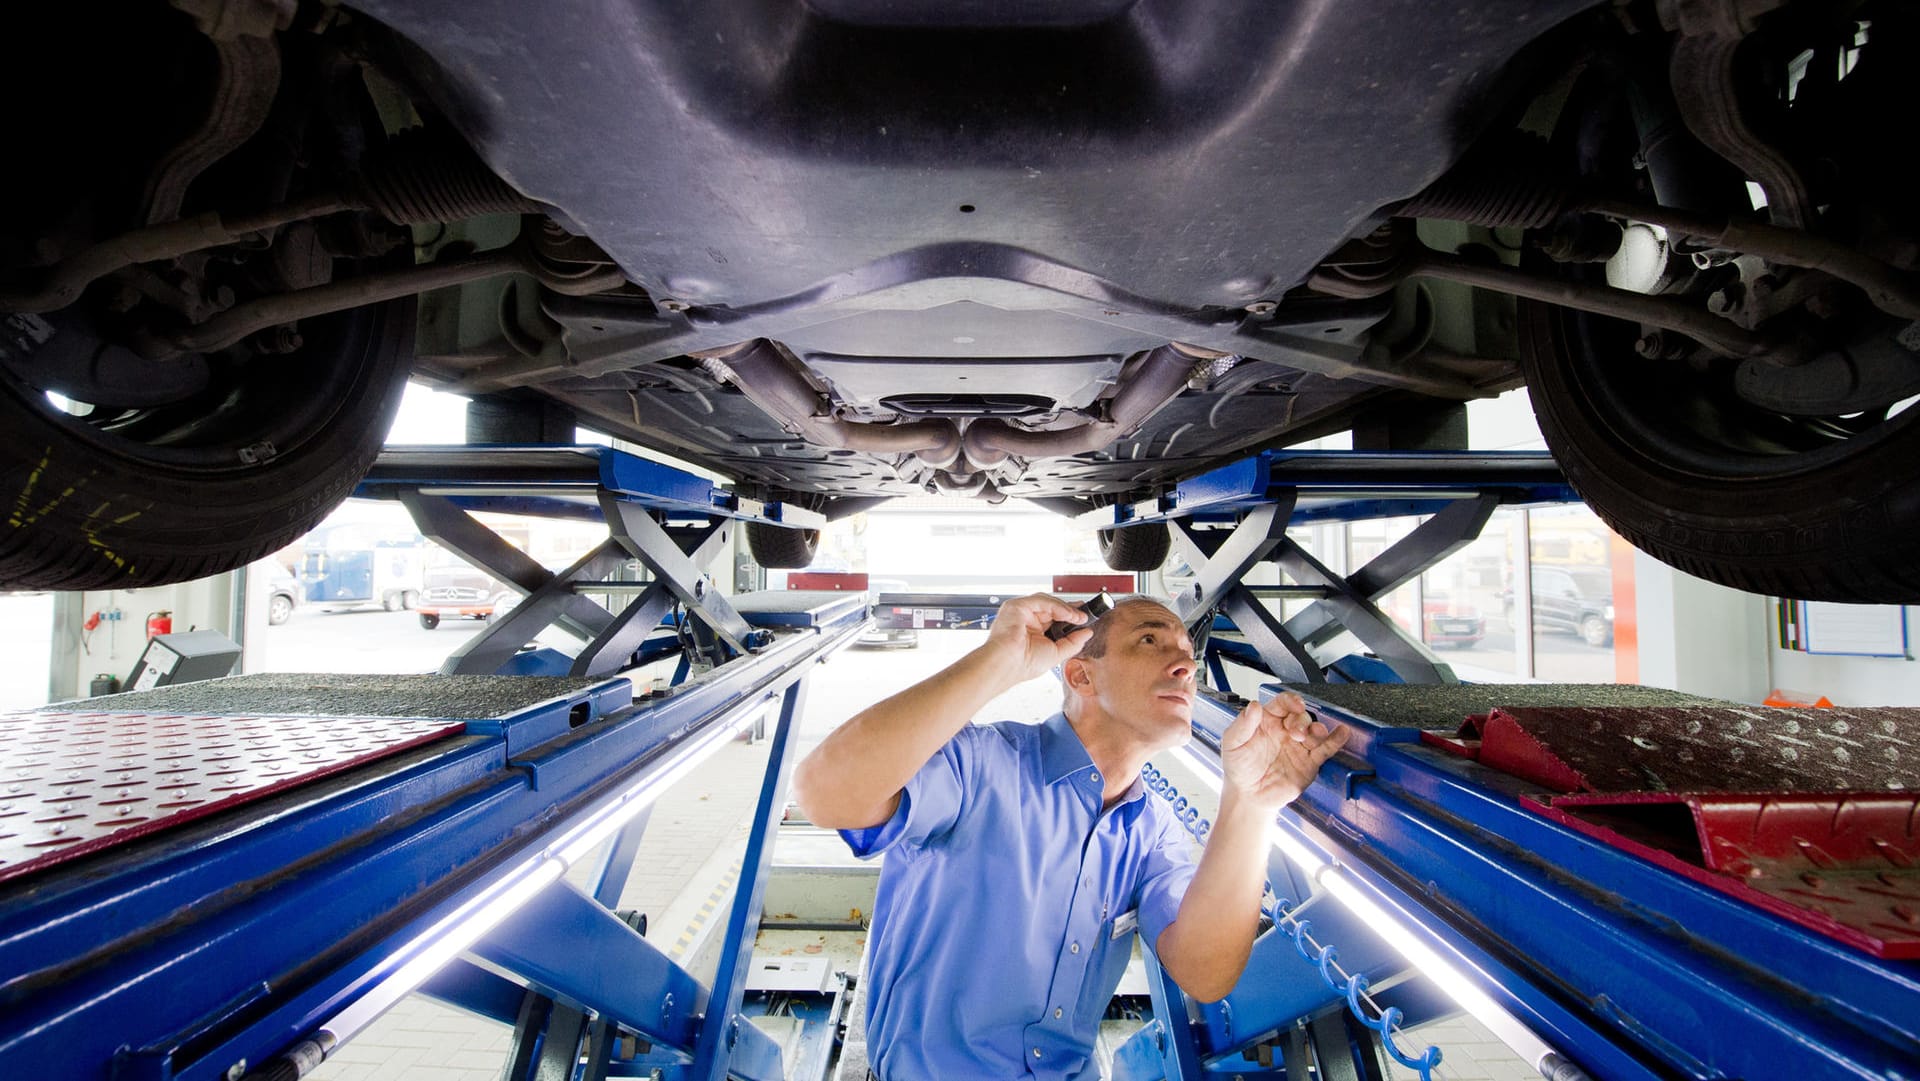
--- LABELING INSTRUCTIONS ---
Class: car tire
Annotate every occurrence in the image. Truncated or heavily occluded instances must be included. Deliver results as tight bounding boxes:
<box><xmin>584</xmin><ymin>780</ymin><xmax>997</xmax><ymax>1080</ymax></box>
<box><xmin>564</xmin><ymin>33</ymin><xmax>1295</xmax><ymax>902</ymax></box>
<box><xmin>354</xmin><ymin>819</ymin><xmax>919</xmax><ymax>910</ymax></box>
<box><xmin>1580</xmin><ymin>613</ymin><xmax>1612</xmax><ymax>649</ymax></box>
<box><xmin>1518</xmin><ymin>296</ymin><xmax>1920</xmax><ymax>603</ymax></box>
<box><xmin>402</xmin><ymin>590</ymin><xmax>419</xmax><ymax>610</ymax></box>
<box><xmin>0</xmin><ymin>300</ymin><xmax>415</xmax><ymax>592</ymax></box>
<box><xmin>747</xmin><ymin>522</ymin><xmax>819</xmax><ymax>569</ymax></box>
<box><xmin>419</xmin><ymin>613</ymin><xmax>440</xmax><ymax>630</ymax></box>
<box><xmin>267</xmin><ymin>594</ymin><xmax>293</xmax><ymax>626</ymax></box>
<box><xmin>1098</xmin><ymin>524</ymin><xmax>1170</xmax><ymax>573</ymax></box>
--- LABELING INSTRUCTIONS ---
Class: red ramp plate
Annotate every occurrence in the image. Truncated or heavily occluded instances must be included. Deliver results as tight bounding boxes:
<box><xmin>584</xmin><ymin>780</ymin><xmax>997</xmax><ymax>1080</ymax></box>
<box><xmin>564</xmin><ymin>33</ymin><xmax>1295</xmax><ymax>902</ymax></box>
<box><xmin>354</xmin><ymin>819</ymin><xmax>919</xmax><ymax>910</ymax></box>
<box><xmin>1445</xmin><ymin>705</ymin><xmax>1920</xmax><ymax>959</ymax></box>
<box><xmin>0</xmin><ymin>709</ymin><xmax>466</xmax><ymax>885</ymax></box>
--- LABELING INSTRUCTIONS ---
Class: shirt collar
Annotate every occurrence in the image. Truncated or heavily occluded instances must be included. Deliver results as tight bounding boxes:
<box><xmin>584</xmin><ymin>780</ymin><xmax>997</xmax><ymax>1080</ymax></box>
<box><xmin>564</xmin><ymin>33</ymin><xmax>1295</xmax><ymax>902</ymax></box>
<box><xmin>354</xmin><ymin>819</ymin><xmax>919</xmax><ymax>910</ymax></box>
<box><xmin>1039</xmin><ymin>714</ymin><xmax>1148</xmax><ymax>809</ymax></box>
<box><xmin>1040</xmin><ymin>712</ymin><xmax>1097</xmax><ymax>786</ymax></box>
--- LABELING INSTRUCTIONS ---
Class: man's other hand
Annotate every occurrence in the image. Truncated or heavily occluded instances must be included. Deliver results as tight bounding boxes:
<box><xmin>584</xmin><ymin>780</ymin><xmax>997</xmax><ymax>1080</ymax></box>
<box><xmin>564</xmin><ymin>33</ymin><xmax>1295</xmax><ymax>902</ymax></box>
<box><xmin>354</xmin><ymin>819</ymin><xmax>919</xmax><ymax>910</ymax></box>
<box><xmin>1218</xmin><ymin>691</ymin><xmax>1350</xmax><ymax>812</ymax></box>
<box><xmin>984</xmin><ymin>593</ymin><xmax>1095</xmax><ymax>682</ymax></box>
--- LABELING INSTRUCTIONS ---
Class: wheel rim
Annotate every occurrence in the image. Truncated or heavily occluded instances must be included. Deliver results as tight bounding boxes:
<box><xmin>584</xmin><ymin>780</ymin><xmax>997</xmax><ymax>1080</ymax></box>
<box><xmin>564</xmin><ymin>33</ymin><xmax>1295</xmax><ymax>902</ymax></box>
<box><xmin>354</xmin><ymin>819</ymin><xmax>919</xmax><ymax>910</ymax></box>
<box><xmin>1532</xmin><ymin>301</ymin><xmax>1920</xmax><ymax>484</ymax></box>
<box><xmin>1526</xmin><ymin>18</ymin><xmax>1920</xmax><ymax>491</ymax></box>
<box><xmin>1</xmin><ymin>303</ymin><xmax>401</xmax><ymax>476</ymax></box>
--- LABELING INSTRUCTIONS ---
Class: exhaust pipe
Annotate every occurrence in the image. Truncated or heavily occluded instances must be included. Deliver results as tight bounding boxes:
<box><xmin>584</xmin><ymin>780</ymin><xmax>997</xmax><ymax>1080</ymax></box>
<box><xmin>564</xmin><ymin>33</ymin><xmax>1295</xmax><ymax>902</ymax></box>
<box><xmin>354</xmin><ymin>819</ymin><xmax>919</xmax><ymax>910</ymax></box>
<box><xmin>698</xmin><ymin>340</ymin><xmax>963</xmax><ymax>466</ymax></box>
<box><xmin>962</xmin><ymin>345</ymin><xmax>1200</xmax><ymax>468</ymax></box>
<box><xmin>929</xmin><ymin>471</ymin><xmax>989</xmax><ymax>496</ymax></box>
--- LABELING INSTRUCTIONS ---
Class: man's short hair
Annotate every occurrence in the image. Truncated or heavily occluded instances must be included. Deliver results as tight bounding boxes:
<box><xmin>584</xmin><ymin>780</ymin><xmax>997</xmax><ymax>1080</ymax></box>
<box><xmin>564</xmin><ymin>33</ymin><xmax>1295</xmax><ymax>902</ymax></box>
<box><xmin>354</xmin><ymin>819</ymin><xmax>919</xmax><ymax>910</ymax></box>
<box><xmin>1075</xmin><ymin>594</ymin><xmax>1174</xmax><ymax>660</ymax></box>
<box><xmin>1063</xmin><ymin>595</ymin><xmax>1181</xmax><ymax>711</ymax></box>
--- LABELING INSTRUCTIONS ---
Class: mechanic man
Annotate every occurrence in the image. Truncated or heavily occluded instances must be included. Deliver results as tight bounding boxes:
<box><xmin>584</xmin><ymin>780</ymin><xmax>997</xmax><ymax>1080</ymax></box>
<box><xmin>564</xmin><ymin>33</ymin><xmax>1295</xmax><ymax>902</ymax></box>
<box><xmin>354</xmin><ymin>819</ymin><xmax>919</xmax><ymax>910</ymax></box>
<box><xmin>792</xmin><ymin>593</ymin><xmax>1350</xmax><ymax>1080</ymax></box>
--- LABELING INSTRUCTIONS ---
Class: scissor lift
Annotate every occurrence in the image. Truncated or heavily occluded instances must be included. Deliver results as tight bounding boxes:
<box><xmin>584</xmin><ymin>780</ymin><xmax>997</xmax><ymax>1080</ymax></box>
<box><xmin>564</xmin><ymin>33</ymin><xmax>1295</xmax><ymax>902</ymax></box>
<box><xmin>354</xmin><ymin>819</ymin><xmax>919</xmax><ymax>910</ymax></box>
<box><xmin>3</xmin><ymin>446</ymin><xmax>1916</xmax><ymax>1081</ymax></box>
<box><xmin>1086</xmin><ymin>451</ymin><xmax>1919</xmax><ymax>1081</ymax></box>
<box><xmin>0</xmin><ymin>446</ymin><xmax>866</xmax><ymax>1081</ymax></box>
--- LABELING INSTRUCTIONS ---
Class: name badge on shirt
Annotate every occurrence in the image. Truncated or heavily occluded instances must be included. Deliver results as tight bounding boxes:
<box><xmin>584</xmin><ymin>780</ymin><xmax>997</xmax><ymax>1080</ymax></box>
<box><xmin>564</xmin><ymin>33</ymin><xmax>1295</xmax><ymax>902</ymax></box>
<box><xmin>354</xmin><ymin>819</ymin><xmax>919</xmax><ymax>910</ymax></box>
<box><xmin>1109</xmin><ymin>908</ymin><xmax>1139</xmax><ymax>940</ymax></box>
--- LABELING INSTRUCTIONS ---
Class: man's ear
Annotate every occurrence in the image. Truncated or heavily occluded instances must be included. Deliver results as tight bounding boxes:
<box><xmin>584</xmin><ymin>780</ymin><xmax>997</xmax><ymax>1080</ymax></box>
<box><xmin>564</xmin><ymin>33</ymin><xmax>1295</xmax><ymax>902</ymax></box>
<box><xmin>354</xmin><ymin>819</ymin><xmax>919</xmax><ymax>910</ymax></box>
<box><xmin>1063</xmin><ymin>656</ymin><xmax>1096</xmax><ymax>698</ymax></box>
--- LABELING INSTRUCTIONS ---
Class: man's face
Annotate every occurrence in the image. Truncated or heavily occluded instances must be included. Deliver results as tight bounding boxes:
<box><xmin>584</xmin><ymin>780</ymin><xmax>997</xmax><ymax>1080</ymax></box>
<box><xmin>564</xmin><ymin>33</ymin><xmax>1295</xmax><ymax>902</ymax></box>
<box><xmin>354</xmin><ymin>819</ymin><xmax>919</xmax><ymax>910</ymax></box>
<box><xmin>1076</xmin><ymin>600</ymin><xmax>1198</xmax><ymax>749</ymax></box>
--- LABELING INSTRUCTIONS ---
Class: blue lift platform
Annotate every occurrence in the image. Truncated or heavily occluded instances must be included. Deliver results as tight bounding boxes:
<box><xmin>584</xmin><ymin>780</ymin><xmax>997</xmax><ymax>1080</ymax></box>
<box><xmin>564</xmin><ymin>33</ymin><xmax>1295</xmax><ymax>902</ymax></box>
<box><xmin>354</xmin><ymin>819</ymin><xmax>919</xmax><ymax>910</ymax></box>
<box><xmin>2</xmin><ymin>445</ymin><xmax>1915</xmax><ymax>1081</ymax></box>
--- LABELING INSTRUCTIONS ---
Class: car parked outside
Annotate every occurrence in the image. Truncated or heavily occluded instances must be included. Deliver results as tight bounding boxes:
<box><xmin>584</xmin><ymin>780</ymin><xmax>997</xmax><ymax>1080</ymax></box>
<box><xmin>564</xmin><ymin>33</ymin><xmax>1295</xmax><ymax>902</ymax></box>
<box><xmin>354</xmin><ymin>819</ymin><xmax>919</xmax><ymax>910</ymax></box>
<box><xmin>1532</xmin><ymin>565</ymin><xmax>1614</xmax><ymax>647</ymax></box>
<box><xmin>1419</xmin><ymin>593</ymin><xmax>1487</xmax><ymax>650</ymax></box>
<box><xmin>1379</xmin><ymin>589</ymin><xmax>1487</xmax><ymax>650</ymax></box>
<box><xmin>416</xmin><ymin>565</ymin><xmax>515</xmax><ymax>630</ymax></box>
<box><xmin>267</xmin><ymin>565</ymin><xmax>301</xmax><ymax>627</ymax></box>
<box><xmin>856</xmin><ymin>577</ymin><xmax>918</xmax><ymax>650</ymax></box>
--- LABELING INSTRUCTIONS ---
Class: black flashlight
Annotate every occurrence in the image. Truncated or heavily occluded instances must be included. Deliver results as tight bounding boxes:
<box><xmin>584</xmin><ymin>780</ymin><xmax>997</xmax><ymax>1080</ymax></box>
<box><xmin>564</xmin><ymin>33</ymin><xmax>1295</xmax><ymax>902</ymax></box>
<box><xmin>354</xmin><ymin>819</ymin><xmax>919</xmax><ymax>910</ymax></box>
<box><xmin>1046</xmin><ymin>590</ymin><xmax>1115</xmax><ymax>641</ymax></box>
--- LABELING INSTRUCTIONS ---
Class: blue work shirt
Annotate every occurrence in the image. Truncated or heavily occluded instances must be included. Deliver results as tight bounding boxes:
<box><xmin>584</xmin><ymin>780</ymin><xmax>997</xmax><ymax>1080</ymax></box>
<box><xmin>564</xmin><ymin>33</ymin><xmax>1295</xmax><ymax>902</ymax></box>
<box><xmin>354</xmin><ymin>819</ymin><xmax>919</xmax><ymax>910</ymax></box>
<box><xmin>839</xmin><ymin>713</ymin><xmax>1198</xmax><ymax>1081</ymax></box>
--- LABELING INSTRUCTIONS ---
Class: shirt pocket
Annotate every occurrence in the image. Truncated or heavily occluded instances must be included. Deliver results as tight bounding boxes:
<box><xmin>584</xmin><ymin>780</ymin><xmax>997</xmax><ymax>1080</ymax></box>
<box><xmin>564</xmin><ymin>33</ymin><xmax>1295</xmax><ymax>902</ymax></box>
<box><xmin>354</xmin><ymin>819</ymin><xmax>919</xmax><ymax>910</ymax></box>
<box><xmin>1075</xmin><ymin>912</ymin><xmax>1140</xmax><ymax>1022</ymax></box>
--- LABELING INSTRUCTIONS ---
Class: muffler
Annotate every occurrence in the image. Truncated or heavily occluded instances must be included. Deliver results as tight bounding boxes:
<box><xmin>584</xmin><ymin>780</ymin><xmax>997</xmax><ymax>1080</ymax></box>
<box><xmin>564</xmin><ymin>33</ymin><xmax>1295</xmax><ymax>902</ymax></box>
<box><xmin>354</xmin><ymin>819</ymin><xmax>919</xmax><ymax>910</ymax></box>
<box><xmin>961</xmin><ymin>345</ymin><xmax>1201</xmax><ymax>468</ymax></box>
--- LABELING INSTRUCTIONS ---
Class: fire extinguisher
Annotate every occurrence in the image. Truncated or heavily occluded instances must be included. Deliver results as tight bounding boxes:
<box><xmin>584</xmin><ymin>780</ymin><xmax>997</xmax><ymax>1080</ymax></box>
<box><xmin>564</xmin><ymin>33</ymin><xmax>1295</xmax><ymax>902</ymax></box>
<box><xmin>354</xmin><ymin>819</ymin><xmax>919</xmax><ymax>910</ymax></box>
<box><xmin>145</xmin><ymin>610</ymin><xmax>173</xmax><ymax>639</ymax></box>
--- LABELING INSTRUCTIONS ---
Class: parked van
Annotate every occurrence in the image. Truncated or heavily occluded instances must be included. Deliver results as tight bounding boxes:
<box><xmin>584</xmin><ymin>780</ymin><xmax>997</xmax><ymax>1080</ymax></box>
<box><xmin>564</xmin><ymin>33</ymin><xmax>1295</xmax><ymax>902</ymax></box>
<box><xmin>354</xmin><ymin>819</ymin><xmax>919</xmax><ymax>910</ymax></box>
<box><xmin>299</xmin><ymin>525</ymin><xmax>427</xmax><ymax>613</ymax></box>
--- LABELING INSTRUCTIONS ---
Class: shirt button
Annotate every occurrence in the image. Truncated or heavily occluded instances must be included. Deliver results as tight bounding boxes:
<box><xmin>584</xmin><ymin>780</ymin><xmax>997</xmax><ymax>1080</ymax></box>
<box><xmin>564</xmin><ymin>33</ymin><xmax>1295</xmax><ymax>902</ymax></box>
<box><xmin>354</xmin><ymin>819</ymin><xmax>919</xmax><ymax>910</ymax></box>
<box><xmin>1090</xmin><ymin>771</ymin><xmax>1101</xmax><ymax>784</ymax></box>
<box><xmin>1070</xmin><ymin>941</ymin><xmax>1081</xmax><ymax>954</ymax></box>
<box><xmin>1033</xmin><ymin>1048</ymin><xmax>1042</xmax><ymax>1059</ymax></box>
<box><xmin>1054</xmin><ymin>1007</ymin><xmax>1064</xmax><ymax>1019</ymax></box>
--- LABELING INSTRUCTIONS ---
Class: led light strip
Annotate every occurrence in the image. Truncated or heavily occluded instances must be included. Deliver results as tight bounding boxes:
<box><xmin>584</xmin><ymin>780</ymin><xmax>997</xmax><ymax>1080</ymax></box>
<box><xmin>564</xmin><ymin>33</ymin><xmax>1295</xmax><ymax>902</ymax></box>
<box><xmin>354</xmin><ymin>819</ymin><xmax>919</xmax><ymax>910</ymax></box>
<box><xmin>248</xmin><ymin>696</ymin><xmax>778</xmax><ymax>1079</ymax></box>
<box><xmin>1168</xmin><ymin>743</ymin><xmax>1582</xmax><ymax>1080</ymax></box>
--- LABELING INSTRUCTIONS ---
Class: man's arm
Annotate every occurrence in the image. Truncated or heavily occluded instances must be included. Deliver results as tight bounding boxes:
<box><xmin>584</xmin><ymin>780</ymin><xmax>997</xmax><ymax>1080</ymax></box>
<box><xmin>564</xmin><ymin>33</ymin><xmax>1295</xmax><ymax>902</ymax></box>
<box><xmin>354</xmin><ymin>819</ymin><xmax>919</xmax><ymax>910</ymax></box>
<box><xmin>791</xmin><ymin>593</ymin><xmax>1092</xmax><ymax>831</ymax></box>
<box><xmin>1153</xmin><ymin>692</ymin><xmax>1349</xmax><ymax>1002</ymax></box>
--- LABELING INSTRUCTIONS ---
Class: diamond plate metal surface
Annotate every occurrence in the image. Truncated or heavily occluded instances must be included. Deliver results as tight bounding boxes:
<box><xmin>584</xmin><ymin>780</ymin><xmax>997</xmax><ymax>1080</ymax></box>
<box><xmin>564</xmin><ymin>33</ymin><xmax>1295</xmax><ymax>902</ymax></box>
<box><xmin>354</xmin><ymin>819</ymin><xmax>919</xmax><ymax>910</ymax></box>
<box><xmin>1527</xmin><ymin>792</ymin><xmax>1920</xmax><ymax>958</ymax></box>
<box><xmin>0</xmin><ymin>709</ymin><xmax>466</xmax><ymax>885</ymax></box>
<box><xmin>1445</xmin><ymin>705</ymin><xmax>1920</xmax><ymax>958</ymax></box>
<box><xmin>1471</xmin><ymin>705</ymin><xmax>1920</xmax><ymax>795</ymax></box>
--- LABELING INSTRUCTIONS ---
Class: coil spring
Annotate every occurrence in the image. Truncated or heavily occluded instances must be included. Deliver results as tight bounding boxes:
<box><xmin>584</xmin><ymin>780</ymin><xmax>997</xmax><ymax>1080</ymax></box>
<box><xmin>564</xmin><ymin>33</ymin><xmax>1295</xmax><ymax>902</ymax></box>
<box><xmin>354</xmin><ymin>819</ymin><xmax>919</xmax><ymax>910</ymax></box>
<box><xmin>353</xmin><ymin>128</ymin><xmax>545</xmax><ymax>225</ymax></box>
<box><xmin>1397</xmin><ymin>133</ymin><xmax>1574</xmax><ymax>229</ymax></box>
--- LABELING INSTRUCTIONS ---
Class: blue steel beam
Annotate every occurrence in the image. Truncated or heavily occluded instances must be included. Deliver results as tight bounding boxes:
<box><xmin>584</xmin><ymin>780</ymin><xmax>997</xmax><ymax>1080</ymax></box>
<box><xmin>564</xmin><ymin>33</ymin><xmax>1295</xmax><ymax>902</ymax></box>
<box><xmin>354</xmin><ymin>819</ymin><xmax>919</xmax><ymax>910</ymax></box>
<box><xmin>419</xmin><ymin>958</ymin><xmax>529</xmax><ymax>1027</ymax></box>
<box><xmin>357</xmin><ymin>445</ymin><xmax>824</xmax><ymax>530</ymax></box>
<box><xmin>1166</xmin><ymin>501</ymin><xmax>1293</xmax><ymax>619</ymax></box>
<box><xmin>0</xmin><ymin>619</ymin><xmax>862</xmax><ymax>1081</ymax></box>
<box><xmin>1198</xmin><ymin>907</ymin><xmax>1407</xmax><ymax>1058</ymax></box>
<box><xmin>1271</xmin><ymin>541</ymin><xmax>1454</xmax><ymax>684</ymax></box>
<box><xmin>1142</xmin><ymin>949</ymin><xmax>1206</xmax><ymax>1081</ymax></box>
<box><xmin>1288</xmin><ymin>694</ymin><xmax>1920</xmax><ymax>1080</ymax></box>
<box><xmin>591</xmin><ymin>806</ymin><xmax>654</xmax><ymax>908</ymax></box>
<box><xmin>600</xmin><ymin>494</ymin><xmax>759</xmax><ymax>653</ymax></box>
<box><xmin>468</xmin><ymin>878</ymin><xmax>784</xmax><ymax>1073</ymax></box>
<box><xmin>441</xmin><ymin>538</ymin><xmax>632</xmax><ymax>675</ymax></box>
<box><xmin>690</xmin><ymin>680</ymin><xmax>809</xmax><ymax>1081</ymax></box>
<box><xmin>1108</xmin><ymin>1021</ymin><xmax>1173</xmax><ymax>1081</ymax></box>
<box><xmin>1162</xmin><ymin>476</ymin><xmax>1509</xmax><ymax>686</ymax></box>
<box><xmin>1164</xmin><ymin>694</ymin><xmax>1660</xmax><ymax>1080</ymax></box>
<box><xmin>1156</xmin><ymin>687</ymin><xmax>1920</xmax><ymax>1079</ymax></box>
<box><xmin>1104</xmin><ymin>450</ymin><xmax>1575</xmax><ymax>527</ymax></box>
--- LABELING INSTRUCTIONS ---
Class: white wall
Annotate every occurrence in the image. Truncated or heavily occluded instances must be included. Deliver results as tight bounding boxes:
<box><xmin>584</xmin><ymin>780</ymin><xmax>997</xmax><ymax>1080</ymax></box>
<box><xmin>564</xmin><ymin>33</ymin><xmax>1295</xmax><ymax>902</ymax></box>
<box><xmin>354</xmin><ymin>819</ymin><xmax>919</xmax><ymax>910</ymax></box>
<box><xmin>0</xmin><ymin>592</ymin><xmax>55</xmax><ymax>710</ymax></box>
<box><xmin>48</xmin><ymin>566</ymin><xmax>263</xmax><ymax>702</ymax></box>
<box><xmin>1632</xmin><ymin>550</ymin><xmax>1772</xmax><ymax>703</ymax></box>
<box><xmin>1768</xmin><ymin>606</ymin><xmax>1920</xmax><ymax>706</ymax></box>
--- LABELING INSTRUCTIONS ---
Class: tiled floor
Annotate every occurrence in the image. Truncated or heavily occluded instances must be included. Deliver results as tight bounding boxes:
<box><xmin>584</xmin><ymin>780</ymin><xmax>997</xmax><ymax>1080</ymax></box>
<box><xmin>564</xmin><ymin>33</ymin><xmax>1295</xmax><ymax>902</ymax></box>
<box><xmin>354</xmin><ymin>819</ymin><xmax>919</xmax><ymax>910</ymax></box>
<box><xmin>1404</xmin><ymin>1018</ymin><xmax>1544</xmax><ymax>1081</ymax></box>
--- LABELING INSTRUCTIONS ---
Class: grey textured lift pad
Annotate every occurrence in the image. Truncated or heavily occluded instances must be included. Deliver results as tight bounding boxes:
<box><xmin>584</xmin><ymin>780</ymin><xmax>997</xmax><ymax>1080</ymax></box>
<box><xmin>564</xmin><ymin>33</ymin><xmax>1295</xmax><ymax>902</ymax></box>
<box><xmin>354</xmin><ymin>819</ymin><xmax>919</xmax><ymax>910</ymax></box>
<box><xmin>1278</xmin><ymin>682</ymin><xmax>1736</xmax><ymax>731</ymax></box>
<box><xmin>41</xmin><ymin>673</ymin><xmax>614</xmax><ymax>719</ymax></box>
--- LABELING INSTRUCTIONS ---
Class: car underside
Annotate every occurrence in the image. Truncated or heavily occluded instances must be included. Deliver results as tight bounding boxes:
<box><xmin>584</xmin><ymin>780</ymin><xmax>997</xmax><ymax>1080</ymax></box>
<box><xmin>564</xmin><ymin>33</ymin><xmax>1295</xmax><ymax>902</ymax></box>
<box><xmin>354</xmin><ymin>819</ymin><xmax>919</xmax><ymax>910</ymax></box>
<box><xmin>4</xmin><ymin>0</ymin><xmax>1918</xmax><ymax>600</ymax></box>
